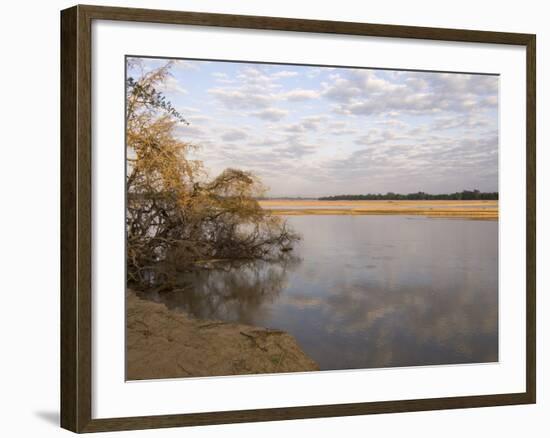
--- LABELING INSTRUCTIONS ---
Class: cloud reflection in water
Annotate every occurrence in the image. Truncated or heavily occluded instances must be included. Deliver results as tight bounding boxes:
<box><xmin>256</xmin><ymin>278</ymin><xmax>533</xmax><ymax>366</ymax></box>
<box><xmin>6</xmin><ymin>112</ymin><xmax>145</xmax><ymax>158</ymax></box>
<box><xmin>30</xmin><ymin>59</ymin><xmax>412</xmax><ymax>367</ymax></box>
<box><xmin>139</xmin><ymin>215</ymin><xmax>498</xmax><ymax>371</ymax></box>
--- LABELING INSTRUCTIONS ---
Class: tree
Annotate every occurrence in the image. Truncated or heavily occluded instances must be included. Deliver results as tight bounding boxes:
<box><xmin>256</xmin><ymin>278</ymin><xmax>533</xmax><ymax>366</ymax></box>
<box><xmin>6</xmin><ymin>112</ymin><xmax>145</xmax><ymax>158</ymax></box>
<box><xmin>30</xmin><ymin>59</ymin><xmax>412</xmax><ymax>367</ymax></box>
<box><xmin>126</xmin><ymin>61</ymin><xmax>299</xmax><ymax>289</ymax></box>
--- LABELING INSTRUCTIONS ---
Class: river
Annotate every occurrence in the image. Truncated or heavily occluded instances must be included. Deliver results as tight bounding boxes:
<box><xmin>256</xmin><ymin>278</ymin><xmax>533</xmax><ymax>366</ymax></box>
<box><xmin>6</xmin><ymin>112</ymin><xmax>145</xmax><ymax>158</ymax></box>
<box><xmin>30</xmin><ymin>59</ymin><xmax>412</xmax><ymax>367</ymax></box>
<box><xmin>138</xmin><ymin>215</ymin><xmax>498</xmax><ymax>371</ymax></box>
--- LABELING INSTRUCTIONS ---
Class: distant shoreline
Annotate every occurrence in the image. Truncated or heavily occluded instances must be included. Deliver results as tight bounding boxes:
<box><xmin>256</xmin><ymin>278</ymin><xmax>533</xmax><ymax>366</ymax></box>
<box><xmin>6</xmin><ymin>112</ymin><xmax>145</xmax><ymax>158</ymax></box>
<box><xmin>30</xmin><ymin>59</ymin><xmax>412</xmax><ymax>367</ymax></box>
<box><xmin>259</xmin><ymin>200</ymin><xmax>498</xmax><ymax>220</ymax></box>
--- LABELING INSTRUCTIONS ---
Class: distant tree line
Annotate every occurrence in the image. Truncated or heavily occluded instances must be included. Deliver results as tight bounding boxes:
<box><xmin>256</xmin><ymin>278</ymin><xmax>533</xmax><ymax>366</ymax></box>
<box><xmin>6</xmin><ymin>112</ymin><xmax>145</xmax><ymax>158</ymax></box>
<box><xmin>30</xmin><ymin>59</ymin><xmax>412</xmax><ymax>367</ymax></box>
<box><xmin>318</xmin><ymin>190</ymin><xmax>498</xmax><ymax>201</ymax></box>
<box><xmin>256</xmin><ymin>196</ymin><xmax>318</xmax><ymax>201</ymax></box>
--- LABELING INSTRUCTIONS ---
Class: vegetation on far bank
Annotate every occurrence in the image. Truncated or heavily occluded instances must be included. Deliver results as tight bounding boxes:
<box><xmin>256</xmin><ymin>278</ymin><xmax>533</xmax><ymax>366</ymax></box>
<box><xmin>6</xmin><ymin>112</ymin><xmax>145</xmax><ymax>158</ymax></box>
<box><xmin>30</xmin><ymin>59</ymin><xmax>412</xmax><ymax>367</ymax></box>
<box><xmin>318</xmin><ymin>190</ymin><xmax>498</xmax><ymax>201</ymax></box>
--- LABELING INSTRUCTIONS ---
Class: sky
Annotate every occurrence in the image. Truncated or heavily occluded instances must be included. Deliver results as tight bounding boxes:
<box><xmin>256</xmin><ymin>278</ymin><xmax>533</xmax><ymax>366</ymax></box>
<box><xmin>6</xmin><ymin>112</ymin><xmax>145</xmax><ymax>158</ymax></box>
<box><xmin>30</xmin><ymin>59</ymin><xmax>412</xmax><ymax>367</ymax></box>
<box><xmin>128</xmin><ymin>57</ymin><xmax>499</xmax><ymax>197</ymax></box>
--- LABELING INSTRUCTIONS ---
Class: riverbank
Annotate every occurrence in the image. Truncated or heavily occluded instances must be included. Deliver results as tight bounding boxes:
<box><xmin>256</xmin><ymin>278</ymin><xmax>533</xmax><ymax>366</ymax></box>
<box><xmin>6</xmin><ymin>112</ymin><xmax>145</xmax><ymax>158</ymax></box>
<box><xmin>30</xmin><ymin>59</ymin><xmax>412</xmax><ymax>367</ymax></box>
<box><xmin>126</xmin><ymin>289</ymin><xmax>319</xmax><ymax>380</ymax></box>
<box><xmin>259</xmin><ymin>200</ymin><xmax>498</xmax><ymax>220</ymax></box>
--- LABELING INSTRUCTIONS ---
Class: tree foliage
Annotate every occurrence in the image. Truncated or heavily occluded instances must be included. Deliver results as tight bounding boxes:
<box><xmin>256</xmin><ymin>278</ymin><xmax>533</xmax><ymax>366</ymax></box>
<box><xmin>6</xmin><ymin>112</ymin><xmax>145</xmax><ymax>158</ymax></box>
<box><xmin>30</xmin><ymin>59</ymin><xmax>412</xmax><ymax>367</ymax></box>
<box><xmin>126</xmin><ymin>61</ymin><xmax>299</xmax><ymax>289</ymax></box>
<box><xmin>319</xmin><ymin>190</ymin><xmax>498</xmax><ymax>201</ymax></box>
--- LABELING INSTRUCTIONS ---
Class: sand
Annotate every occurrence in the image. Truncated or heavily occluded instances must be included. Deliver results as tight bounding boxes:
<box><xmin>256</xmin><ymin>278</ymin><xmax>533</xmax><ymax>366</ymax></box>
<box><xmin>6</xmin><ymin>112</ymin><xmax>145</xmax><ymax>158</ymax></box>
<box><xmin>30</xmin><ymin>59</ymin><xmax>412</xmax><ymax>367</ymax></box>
<box><xmin>259</xmin><ymin>200</ymin><xmax>498</xmax><ymax>220</ymax></box>
<box><xmin>126</xmin><ymin>290</ymin><xmax>319</xmax><ymax>380</ymax></box>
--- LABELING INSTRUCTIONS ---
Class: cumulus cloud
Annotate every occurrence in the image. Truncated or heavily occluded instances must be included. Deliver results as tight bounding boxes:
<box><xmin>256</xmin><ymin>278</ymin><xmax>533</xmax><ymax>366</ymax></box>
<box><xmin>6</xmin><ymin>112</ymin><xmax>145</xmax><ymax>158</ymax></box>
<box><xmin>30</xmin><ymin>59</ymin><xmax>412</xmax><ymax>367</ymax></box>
<box><xmin>142</xmin><ymin>57</ymin><xmax>499</xmax><ymax>196</ymax></box>
<box><xmin>282</xmin><ymin>89</ymin><xmax>320</xmax><ymax>101</ymax></box>
<box><xmin>312</xmin><ymin>131</ymin><xmax>498</xmax><ymax>194</ymax></box>
<box><xmin>250</xmin><ymin>108</ymin><xmax>289</xmax><ymax>121</ymax></box>
<box><xmin>172</xmin><ymin>60</ymin><xmax>201</xmax><ymax>71</ymax></box>
<box><xmin>208</xmin><ymin>88</ymin><xmax>272</xmax><ymax>109</ymax></box>
<box><xmin>282</xmin><ymin>116</ymin><xmax>326</xmax><ymax>134</ymax></box>
<box><xmin>323</xmin><ymin>70</ymin><xmax>401</xmax><ymax>103</ymax></box>
<box><xmin>159</xmin><ymin>76</ymin><xmax>188</xmax><ymax>95</ymax></box>
<box><xmin>323</xmin><ymin>69</ymin><xmax>498</xmax><ymax>117</ymax></box>
<box><xmin>211</xmin><ymin>71</ymin><xmax>233</xmax><ymax>84</ymax></box>
<box><xmin>326</xmin><ymin>121</ymin><xmax>357</xmax><ymax>136</ymax></box>
<box><xmin>208</xmin><ymin>67</ymin><xmax>284</xmax><ymax>109</ymax></box>
<box><xmin>355</xmin><ymin>129</ymin><xmax>401</xmax><ymax>146</ymax></box>
<box><xmin>208</xmin><ymin>65</ymin><xmax>321</xmax><ymax>110</ymax></box>
<box><xmin>221</xmin><ymin>129</ymin><xmax>248</xmax><ymax>142</ymax></box>
<box><xmin>237</xmin><ymin>67</ymin><xmax>282</xmax><ymax>90</ymax></box>
<box><xmin>176</xmin><ymin>124</ymin><xmax>206</xmax><ymax>139</ymax></box>
<box><xmin>273</xmin><ymin>134</ymin><xmax>317</xmax><ymax>158</ymax></box>
<box><xmin>431</xmin><ymin>115</ymin><xmax>491</xmax><ymax>131</ymax></box>
<box><xmin>271</xmin><ymin>70</ymin><xmax>299</xmax><ymax>78</ymax></box>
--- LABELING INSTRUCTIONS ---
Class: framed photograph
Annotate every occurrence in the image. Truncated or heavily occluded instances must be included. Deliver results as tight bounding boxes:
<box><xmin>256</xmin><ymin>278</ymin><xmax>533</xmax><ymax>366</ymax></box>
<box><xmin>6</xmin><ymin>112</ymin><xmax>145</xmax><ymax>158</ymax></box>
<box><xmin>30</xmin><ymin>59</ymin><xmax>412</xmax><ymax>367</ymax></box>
<box><xmin>60</xmin><ymin>4</ymin><xmax>536</xmax><ymax>433</ymax></box>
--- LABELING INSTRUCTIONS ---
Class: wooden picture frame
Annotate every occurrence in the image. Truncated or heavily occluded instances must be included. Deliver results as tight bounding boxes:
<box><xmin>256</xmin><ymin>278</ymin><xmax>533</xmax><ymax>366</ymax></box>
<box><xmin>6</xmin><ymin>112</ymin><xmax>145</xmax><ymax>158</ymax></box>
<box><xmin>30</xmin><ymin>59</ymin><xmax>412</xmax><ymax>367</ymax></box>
<box><xmin>61</xmin><ymin>4</ymin><xmax>536</xmax><ymax>433</ymax></box>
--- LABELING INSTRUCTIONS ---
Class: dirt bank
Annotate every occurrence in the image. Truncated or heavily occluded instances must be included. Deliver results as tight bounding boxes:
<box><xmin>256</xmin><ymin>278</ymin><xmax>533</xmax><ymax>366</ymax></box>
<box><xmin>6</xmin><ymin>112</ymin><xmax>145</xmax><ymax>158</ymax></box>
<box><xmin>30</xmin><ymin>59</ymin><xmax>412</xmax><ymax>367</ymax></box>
<box><xmin>126</xmin><ymin>290</ymin><xmax>319</xmax><ymax>380</ymax></box>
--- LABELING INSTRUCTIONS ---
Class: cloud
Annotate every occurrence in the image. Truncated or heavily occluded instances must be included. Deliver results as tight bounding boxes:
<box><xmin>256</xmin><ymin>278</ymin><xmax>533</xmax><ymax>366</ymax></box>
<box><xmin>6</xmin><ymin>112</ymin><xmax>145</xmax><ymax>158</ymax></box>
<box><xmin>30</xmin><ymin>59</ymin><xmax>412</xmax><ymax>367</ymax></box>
<box><xmin>147</xmin><ymin>56</ymin><xmax>499</xmax><ymax>195</ymax></box>
<box><xmin>211</xmin><ymin>71</ymin><xmax>234</xmax><ymax>84</ymax></box>
<box><xmin>306</xmin><ymin>67</ymin><xmax>325</xmax><ymax>78</ymax></box>
<box><xmin>208</xmin><ymin>88</ymin><xmax>272</xmax><ymax>109</ymax></box>
<box><xmin>327</xmin><ymin>121</ymin><xmax>357</xmax><ymax>136</ymax></box>
<box><xmin>208</xmin><ymin>65</ymin><xmax>320</xmax><ymax>110</ymax></box>
<box><xmin>302</xmin><ymin>115</ymin><xmax>325</xmax><ymax>130</ymax></box>
<box><xmin>375</xmin><ymin>118</ymin><xmax>409</xmax><ymax>129</ymax></box>
<box><xmin>221</xmin><ymin>129</ymin><xmax>248</xmax><ymax>142</ymax></box>
<box><xmin>273</xmin><ymin>135</ymin><xmax>317</xmax><ymax>158</ymax></box>
<box><xmin>250</xmin><ymin>108</ymin><xmax>289</xmax><ymax>121</ymax></box>
<box><xmin>237</xmin><ymin>67</ymin><xmax>282</xmax><ymax>90</ymax></box>
<box><xmin>481</xmin><ymin>95</ymin><xmax>498</xmax><ymax>107</ymax></box>
<box><xmin>159</xmin><ymin>76</ymin><xmax>187</xmax><ymax>95</ymax></box>
<box><xmin>429</xmin><ymin>73</ymin><xmax>498</xmax><ymax>95</ymax></box>
<box><xmin>303</xmin><ymin>120</ymin><xmax>499</xmax><ymax>194</ymax></box>
<box><xmin>208</xmin><ymin>66</ymin><xmax>283</xmax><ymax>109</ymax></box>
<box><xmin>247</xmin><ymin>137</ymin><xmax>285</xmax><ymax>148</ymax></box>
<box><xmin>178</xmin><ymin>106</ymin><xmax>200</xmax><ymax>114</ymax></box>
<box><xmin>186</xmin><ymin>114</ymin><xmax>211</xmax><ymax>123</ymax></box>
<box><xmin>431</xmin><ymin>115</ymin><xmax>491</xmax><ymax>131</ymax></box>
<box><xmin>322</xmin><ymin>70</ymin><xmax>401</xmax><ymax>103</ymax></box>
<box><xmin>355</xmin><ymin>129</ymin><xmax>401</xmax><ymax>146</ymax></box>
<box><xmin>176</xmin><ymin>124</ymin><xmax>206</xmax><ymax>139</ymax></box>
<box><xmin>330</xmin><ymin>128</ymin><xmax>357</xmax><ymax>136</ymax></box>
<box><xmin>271</xmin><ymin>70</ymin><xmax>299</xmax><ymax>78</ymax></box>
<box><xmin>282</xmin><ymin>116</ymin><xmax>326</xmax><ymax>134</ymax></box>
<box><xmin>323</xmin><ymin>69</ymin><xmax>498</xmax><ymax>117</ymax></box>
<box><xmin>172</xmin><ymin>60</ymin><xmax>202</xmax><ymax>72</ymax></box>
<box><xmin>210</xmin><ymin>85</ymin><xmax>319</xmax><ymax>109</ymax></box>
<box><xmin>282</xmin><ymin>89</ymin><xmax>320</xmax><ymax>101</ymax></box>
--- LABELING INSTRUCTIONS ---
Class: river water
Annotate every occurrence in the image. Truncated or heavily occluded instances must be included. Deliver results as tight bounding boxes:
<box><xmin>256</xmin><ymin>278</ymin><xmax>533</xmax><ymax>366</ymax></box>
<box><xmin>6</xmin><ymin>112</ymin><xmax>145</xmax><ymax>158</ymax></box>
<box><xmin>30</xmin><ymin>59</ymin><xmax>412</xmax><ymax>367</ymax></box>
<box><xmin>138</xmin><ymin>215</ymin><xmax>498</xmax><ymax>371</ymax></box>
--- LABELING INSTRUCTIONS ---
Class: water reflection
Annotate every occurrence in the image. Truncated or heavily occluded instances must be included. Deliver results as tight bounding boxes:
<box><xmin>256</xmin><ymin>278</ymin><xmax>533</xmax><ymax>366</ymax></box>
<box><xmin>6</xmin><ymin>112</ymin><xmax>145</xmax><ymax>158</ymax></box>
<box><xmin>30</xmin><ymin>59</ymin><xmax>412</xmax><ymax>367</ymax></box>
<box><xmin>138</xmin><ymin>215</ymin><xmax>498</xmax><ymax>371</ymax></box>
<box><xmin>136</xmin><ymin>256</ymin><xmax>300</xmax><ymax>326</ymax></box>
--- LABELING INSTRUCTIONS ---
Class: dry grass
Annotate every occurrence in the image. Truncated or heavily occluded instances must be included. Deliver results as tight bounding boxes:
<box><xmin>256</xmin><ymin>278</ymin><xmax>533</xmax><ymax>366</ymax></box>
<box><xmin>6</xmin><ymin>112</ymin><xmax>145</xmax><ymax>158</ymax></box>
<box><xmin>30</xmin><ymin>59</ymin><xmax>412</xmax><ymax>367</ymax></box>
<box><xmin>259</xmin><ymin>200</ymin><xmax>498</xmax><ymax>220</ymax></box>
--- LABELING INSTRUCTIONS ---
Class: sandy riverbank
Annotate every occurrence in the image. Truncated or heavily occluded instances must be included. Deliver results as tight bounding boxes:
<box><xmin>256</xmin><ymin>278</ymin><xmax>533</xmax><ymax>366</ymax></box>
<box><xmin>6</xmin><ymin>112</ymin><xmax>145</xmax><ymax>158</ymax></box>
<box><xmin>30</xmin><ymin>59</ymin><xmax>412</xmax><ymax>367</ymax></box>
<box><xmin>126</xmin><ymin>290</ymin><xmax>319</xmax><ymax>380</ymax></box>
<box><xmin>259</xmin><ymin>200</ymin><xmax>498</xmax><ymax>220</ymax></box>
